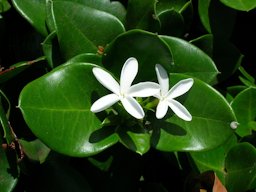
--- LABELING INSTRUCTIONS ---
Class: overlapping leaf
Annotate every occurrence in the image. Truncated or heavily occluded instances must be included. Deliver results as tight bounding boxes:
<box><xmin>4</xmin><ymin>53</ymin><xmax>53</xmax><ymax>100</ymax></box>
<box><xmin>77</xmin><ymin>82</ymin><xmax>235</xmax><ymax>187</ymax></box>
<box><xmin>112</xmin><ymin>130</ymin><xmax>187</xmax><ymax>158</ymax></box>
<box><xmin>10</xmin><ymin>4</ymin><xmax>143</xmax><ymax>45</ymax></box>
<box><xmin>19</xmin><ymin>62</ymin><xmax>119</xmax><ymax>156</ymax></box>
<box><xmin>152</xmin><ymin>74</ymin><xmax>236</xmax><ymax>151</ymax></box>
<box><xmin>231</xmin><ymin>87</ymin><xmax>256</xmax><ymax>137</ymax></box>
<box><xmin>220</xmin><ymin>0</ymin><xmax>256</xmax><ymax>11</ymax></box>
<box><xmin>49</xmin><ymin>0</ymin><xmax>125</xmax><ymax>60</ymax></box>
<box><xmin>160</xmin><ymin>36</ymin><xmax>218</xmax><ymax>84</ymax></box>
<box><xmin>12</xmin><ymin>0</ymin><xmax>47</xmax><ymax>36</ymax></box>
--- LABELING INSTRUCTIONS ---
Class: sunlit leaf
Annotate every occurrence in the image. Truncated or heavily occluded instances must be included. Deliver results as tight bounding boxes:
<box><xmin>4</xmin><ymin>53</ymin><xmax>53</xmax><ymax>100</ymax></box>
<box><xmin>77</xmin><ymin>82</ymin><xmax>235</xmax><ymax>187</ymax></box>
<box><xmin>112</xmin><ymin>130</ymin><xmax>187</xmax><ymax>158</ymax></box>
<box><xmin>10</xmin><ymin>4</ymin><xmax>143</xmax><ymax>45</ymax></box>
<box><xmin>50</xmin><ymin>0</ymin><xmax>125</xmax><ymax>60</ymax></box>
<box><xmin>231</xmin><ymin>87</ymin><xmax>256</xmax><ymax>137</ymax></box>
<box><xmin>153</xmin><ymin>74</ymin><xmax>236</xmax><ymax>151</ymax></box>
<box><xmin>160</xmin><ymin>36</ymin><xmax>219</xmax><ymax>84</ymax></box>
<box><xmin>19</xmin><ymin>62</ymin><xmax>119</xmax><ymax>156</ymax></box>
<box><xmin>220</xmin><ymin>0</ymin><xmax>256</xmax><ymax>11</ymax></box>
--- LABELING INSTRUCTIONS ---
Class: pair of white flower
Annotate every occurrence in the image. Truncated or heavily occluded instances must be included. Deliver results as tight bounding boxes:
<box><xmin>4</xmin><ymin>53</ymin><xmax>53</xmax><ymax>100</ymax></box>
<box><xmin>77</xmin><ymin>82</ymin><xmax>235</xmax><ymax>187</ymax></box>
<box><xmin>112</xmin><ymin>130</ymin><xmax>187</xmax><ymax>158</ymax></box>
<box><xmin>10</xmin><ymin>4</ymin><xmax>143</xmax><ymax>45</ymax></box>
<box><xmin>90</xmin><ymin>57</ymin><xmax>193</xmax><ymax>121</ymax></box>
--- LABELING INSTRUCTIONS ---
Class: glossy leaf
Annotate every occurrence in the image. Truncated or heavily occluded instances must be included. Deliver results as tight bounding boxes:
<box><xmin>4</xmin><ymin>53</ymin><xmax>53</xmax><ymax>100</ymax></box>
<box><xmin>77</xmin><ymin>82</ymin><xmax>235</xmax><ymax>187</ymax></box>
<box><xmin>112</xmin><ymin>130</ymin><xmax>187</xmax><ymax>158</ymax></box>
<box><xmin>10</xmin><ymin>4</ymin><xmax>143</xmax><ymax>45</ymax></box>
<box><xmin>19</xmin><ymin>139</ymin><xmax>51</xmax><ymax>163</ymax></box>
<box><xmin>126</xmin><ymin>0</ymin><xmax>160</xmax><ymax>32</ymax></box>
<box><xmin>19</xmin><ymin>63</ymin><xmax>119</xmax><ymax>157</ymax></box>
<box><xmin>190</xmin><ymin>135</ymin><xmax>237</xmax><ymax>183</ymax></box>
<box><xmin>220</xmin><ymin>0</ymin><xmax>256</xmax><ymax>11</ymax></box>
<box><xmin>198</xmin><ymin>0</ymin><xmax>211</xmax><ymax>33</ymax></box>
<box><xmin>51</xmin><ymin>0</ymin><xmax>125</xmax><ymax>60</ymax></box>
<box><xmin>225</xmin><ymin>142</ymin><xmax>256</xmax><ymax>192</ymax></box>
<box><xmin>65</xmin><ymin>53</ymin><xmax>102</xmax><ymax>67</ymax></box>
<box><xmin>102</xmin><ymin>30</ymin><xmax>173</xmax><ymax>82</ymax></box>
<box><xmin>118</xmin><ymin>126</ymin><xmax>151</xmax><ymax>155</ymax></box>
<box><xmin>231</xmin><ymin>87</ymin><xmax>256</xmax><ymax>137</ymax></box>
<box><xmin>12</xmin><ymin>0</ymin><xmax>47</xmax><ymax>36</ymax></box>
<box><xmin>152</xmin><ymin>74</ymin><xmax>236</xmax><ymax>152</ymax></box>
<box><xmin>71</xmin><ymin>0</ymin><xmax>126</xmax><ymax>23</ymax></box>
<box><xmin>160</xmin><ymin>36</ymin><xmax>219</xmax><ymax>84</ymax></box>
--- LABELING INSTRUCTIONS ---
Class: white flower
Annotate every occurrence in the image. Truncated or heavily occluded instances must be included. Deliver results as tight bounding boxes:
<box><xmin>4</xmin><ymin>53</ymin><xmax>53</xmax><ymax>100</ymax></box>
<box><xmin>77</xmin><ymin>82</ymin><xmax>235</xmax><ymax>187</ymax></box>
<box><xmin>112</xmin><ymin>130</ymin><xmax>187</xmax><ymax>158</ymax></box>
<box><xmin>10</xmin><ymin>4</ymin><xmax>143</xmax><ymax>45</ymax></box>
<box><xmin>154</xmin><ymin>64</ymin><xmax>193</xmax><ymax>121</ymax></box>
<box><xmin>90</xmin><ymin>57</ymin><xmax>160</xmax><ymax>119</ymax></box>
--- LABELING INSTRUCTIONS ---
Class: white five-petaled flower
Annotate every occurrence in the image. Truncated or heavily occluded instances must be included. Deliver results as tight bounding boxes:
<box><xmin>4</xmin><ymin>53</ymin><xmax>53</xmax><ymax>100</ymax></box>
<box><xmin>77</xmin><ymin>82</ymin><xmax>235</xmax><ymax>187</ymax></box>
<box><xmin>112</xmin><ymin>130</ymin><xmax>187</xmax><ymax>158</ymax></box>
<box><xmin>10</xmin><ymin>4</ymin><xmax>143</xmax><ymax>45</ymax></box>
<box><xmin>154</xmin><ymin>64</ymin><xmax>193</xmax><ymax>121</ymax></box>
<box><xmin>90</xmin><ymin>57</ymin><xmax>160</xmax><ymax>119</ymax></box>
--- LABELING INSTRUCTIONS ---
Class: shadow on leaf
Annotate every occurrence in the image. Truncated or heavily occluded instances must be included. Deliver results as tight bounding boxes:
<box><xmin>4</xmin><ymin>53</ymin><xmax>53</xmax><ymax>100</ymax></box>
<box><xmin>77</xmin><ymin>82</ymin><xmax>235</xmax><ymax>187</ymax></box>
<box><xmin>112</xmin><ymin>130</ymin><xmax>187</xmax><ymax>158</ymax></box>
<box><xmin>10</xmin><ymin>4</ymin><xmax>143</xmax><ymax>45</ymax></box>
<box><xmin>89</xmin><ymin>126</ymin><xmax>115</xmax><ymax>143</ymax></box>
<box><xmin>116</xmin><ymin>126</ymin><xmax>137</xmax><ymax>152</ymax></box>
<box><xmin>151</xmin><ymin>120</ymin><xmax>187</xmax><ymax>147</ymax></box>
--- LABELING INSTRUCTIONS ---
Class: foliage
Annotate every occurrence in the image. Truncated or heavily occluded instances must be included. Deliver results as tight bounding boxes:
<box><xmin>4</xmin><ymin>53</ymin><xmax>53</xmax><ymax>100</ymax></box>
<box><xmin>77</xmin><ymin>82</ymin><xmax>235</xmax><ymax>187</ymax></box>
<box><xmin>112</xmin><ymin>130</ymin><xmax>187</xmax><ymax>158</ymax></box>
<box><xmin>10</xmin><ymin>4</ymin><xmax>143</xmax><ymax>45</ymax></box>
<box><xmin>1</xmin><ymin>0</ymin><xmax>256</xmax><ymax>191</ymax></box>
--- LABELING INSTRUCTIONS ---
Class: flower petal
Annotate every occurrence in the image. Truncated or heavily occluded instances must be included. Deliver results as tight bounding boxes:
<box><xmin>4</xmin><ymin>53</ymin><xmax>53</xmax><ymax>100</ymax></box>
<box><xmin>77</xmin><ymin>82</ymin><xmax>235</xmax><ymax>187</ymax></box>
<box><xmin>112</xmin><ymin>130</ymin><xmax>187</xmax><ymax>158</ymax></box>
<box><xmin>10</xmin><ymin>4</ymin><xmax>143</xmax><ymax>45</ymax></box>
<box><xmin>90</xmin><ymin>94</ymin><xmax>119</xmax><ymax>113</ymax></box>
<box><xmin>167</xmin><ymin>99</ymin><xmax>192</xmax><ymax>121</ymax></box>
<box><xmin>128</xmin><ymin>82</ymin><xmax>160</xmax><ymax>97</ymax></box>
<box><xmin>93</xmin><ymin>67</ymin><xmax>120</xmax><ymax>95</ymax></box>
<box><xmin>155</xmin><ymin>64</ymin><xmax>169</xmax><ymax>96</ymax></box>
<box><xmin>156</xmin><ymin>100</ymin><xmax>169</xmax><ymax>119</ymax></box>
<box><xmin>121</xmin><ymin>96</ymin><xmax>144</xmax><ymax>119</ymax></box>
<box><xmin>167</xmin><ymin>78</ymin><xmax>193</xmax><ymax>99</ymax></box>
<box><xmin>120</xmin><ymin>57</ymin><xmax>138</xmax><ymax>93</ymax></box>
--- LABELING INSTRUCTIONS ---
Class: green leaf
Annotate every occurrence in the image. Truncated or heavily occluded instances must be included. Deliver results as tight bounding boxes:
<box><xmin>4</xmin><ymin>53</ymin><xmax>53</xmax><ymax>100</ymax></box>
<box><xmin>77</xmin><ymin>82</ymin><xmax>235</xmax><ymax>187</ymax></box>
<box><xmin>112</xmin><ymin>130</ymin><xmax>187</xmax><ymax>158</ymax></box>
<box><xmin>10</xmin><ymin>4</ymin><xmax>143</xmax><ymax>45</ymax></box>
<box><xmin>126</xmin><ymin>0</ymin><xmax>160</xmax><ymax>31</ymax></box>
<box><xmin>152</xmin><ymin>74</ymin><xmax>236</xmax><ymax>152</ymax></box>
<box><xmin>158</xmin><ymin>9</ymin><xmax>185</xmax><ymax>37</ymax></box>
<box><xmin>12</xmin><ymin>0</ymin><xmax>47</xmax><ymax>36</ymax></box>
<box><xmin>0</xmin><ymin>0</ymin><xmax>11</xmax><ymax>13</ymax></box>
<box><xmin>0</xmin><ymin>57</ymin><xmax>46</xmax><ymax>84</ymax></box>
<box><xmin>51</xmin><ymin>0</ymin><xmax>125</xmax><ymax>60</ymax></box>
<box><xmin>220</xmin><ymin>0</ymin><xmax>256</xmax><ymax>11</ymax></box>
<box><xmin>156</xmin><ymin>0</ymin><xmax>189</xmax><ymax>14</ymax></box>
<box><xmin>102</xmin><ymin>30</ymin><xmax>173</xmax><ymax>82</ymax></box>
<box><xmin>239</xmin><ymin>66</ymin><xmax>255</xmax><ymax>85</ymax></box>
<box><xmin>156</xmin><ymin>0</ymin><xmax>193</xmax><ymax>34</ymax></box>
<box><xmin>190</xmin><ymin>135</ymin><xmax>237</xmax><ymax>183</ymax></box>
<box><xmin>160</xmin><ymin>36</ymin><xmax>219</xmax><ymax>84</ymax></box>
<box><xmin>190</xmin><ymin>34</ymin><xmax>213</xmax><ymax>57</ymax></box>
<box><xmin>225</xmin><ymin>142</ymin><xmax>256</xmax><ymax>192</ymax></box>
<box><xmin>18</xmin><ymin>62</ymin><xmax>119</xmax><ymax>157</ymax></box>
<box><xmin>127</xmin><ymin>131</ymin><xmax>151</xmax><ymax>155</ymax></box>
<box><xmin>198</xmin><ymin>0</ymin><xmax>237</xmax><ymax>39</ymax></box>
<box><xmin>19</xmin><ymin>139</ymin><xmax>51</xmax><ymax>163</ymax></box>
<box><xmin>231</xmin><ymin>87</ymin><xmax>256</xmax><ymax>137</ymax></box>
<box><xmin>88</xmin><ymin>156</ymin><xmax>113</xmax><ymax>172</ymax></box>
<box><xmin>117</xmin><ymin>126</ymin><xmax>151</xmax><ymax>155</ymax></box>
<box><xmin>71</xmin><ymin>0</ymin><xmax>126</xmax><ymax>23</ymax></box>
<box><xmin>65</xmin><ymin>53</ymin><xmax>102</xmax><ymax>67</ymax></box>
<box><xmin>226</xmin><ymin>85</ymin><xmax>247</xmax><ymax>102</ymax></box>
<box><xmin>198</xmin><ymin>0</ymin><xmax>211</xmax><ymax>33</ymax></box>
<box><xmin>0</xmin><ymin>148</ymin><xmax>18</xmax><ymax>192</ymax></box>
<box><xmin>41</xmin><ymin>31</ymin><xmax>63</xmax><ymax>69</ymax></box>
